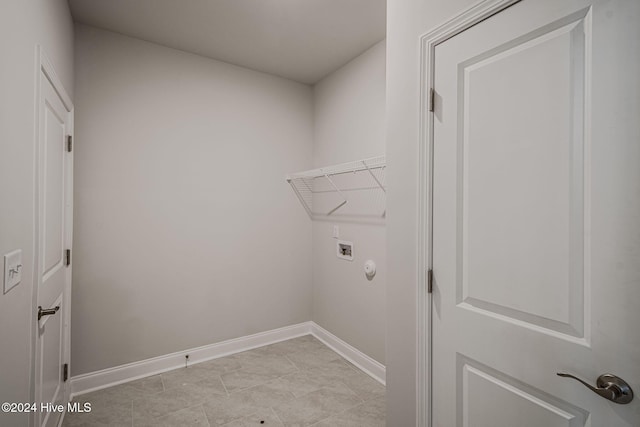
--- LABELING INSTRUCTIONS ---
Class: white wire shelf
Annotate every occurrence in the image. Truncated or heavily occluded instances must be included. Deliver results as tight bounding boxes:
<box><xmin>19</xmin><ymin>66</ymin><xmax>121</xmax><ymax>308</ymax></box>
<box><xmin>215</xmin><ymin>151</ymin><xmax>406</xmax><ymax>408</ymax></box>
<box><xmin>286</xmin><ymin>155</ymin><xmax>386</xmax><ymax>220</ymax></box>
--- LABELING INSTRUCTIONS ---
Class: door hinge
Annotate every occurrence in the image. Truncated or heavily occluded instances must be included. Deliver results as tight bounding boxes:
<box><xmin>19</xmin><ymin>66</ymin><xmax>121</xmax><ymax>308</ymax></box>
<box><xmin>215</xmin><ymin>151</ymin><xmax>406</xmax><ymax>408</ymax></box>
<box><xmin>66</xmin><ymin>135</ymin><xmax>72</xmax><ymax>152</ymax></box>
<box><xmin>428</xmin><ymin>88</ymin><xmax>435</xmax><ymax>112</ymax></box>
<box><xmin>427</xmin><ymin>269</ymin><xmax>433</xmax><ymax>293</ymax></box>
<box><xmin>63</xmin><ymin>363</ymin><xmax>69</xmax><ymax>382</ymax></box>
<box><xmin>65</xmin><ymin>249</ymin><xmax>71</xmax><ymax>267</ymax></box>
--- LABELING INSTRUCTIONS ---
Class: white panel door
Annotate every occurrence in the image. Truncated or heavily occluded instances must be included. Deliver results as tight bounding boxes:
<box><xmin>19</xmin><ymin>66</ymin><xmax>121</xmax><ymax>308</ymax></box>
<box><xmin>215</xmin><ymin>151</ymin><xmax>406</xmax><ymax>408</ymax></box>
<box><xmin>35</xmin><ymin>56</ymin><xmax>73</xmax><ymax>427</ymax></box>
<box><xmin>431</xmin><ymin>0</ymin><xmax>639</xmax><ymax>426</ymax></box>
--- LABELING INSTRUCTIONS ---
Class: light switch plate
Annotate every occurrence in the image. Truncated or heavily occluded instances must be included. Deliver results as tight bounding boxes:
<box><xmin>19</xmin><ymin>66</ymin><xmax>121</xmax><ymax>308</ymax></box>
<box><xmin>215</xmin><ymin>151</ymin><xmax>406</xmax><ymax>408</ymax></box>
<box><xmin>4</xmin><ymin>249</ymin><xmax>22</xmax><ymax>294</ymax></box>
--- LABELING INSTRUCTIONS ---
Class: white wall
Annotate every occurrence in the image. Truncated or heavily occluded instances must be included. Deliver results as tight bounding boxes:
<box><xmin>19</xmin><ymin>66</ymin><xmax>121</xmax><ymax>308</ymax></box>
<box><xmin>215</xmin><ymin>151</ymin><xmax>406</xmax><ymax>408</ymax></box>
<box><xmin>312</xmin><ymin>41</ymin><xmax>386</xmax><ymax>364</ymax></box>
<box><xmin>72</xmin><ymin>25</ymin><xmax>313</xmax><ymax>376</ymax></box>
<box><xmin>385</xmin><ymin>0</ymin><xmax>477</xmax><ymax>425</ymax></box>
<box><xmin>0</xmin><ymin>1</ymin><xmax>74</xmax><ymax>426</ymax></box>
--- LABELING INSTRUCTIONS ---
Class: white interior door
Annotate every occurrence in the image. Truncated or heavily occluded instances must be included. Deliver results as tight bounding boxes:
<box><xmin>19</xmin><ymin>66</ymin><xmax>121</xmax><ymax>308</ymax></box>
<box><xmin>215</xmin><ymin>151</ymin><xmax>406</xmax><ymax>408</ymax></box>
<box><xmin>431</xmin><ymin>0</ymin><xmax>639</xmax><ymax>425</ymax></box>
<box><xmin>35</xmin><ymin>53</ymin><xmax>73</xmax><ymax>427</ymax></box>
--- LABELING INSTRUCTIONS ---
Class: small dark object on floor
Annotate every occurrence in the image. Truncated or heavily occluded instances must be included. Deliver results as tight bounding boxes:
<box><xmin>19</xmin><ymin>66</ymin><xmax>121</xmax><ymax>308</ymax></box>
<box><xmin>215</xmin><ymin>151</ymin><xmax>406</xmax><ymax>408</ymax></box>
<box><xmin>260</xmin><ymin>421</ymin><xmax>264</xmax><ymax>424</ymax></box>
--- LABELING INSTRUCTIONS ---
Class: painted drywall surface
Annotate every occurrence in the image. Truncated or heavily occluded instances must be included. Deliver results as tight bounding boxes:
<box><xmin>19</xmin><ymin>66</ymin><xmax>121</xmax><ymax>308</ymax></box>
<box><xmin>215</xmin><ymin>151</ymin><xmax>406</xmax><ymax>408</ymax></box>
<box><xmin>0</xmin><ymin>1</ymin><xmax>74</xmax><ymax>426</ymax></box>
<box><xmin>72</xmin><ymin>25</ymin><xmax>313</xmax><ymax>375</ymax></box>
<box><xmin>312</xmin><ymin>41</ymin><xmax>386</xmax><ymax>364</ymax></box>
<box><xmin>385</xmin><ymin>0</ymin><xmax>477</xmax><ymax>425</ymax></box>
<box><xmin>68</xmin><ymin>0</ymin><xmax>386</xmax><ymax>85</ymax></box>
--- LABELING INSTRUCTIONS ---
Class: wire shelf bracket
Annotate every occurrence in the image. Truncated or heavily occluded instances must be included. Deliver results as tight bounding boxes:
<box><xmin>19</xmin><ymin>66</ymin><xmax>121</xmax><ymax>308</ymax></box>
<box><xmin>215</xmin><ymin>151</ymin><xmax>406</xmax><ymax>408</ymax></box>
<box><xmin>286</xmin><ymin>155</ymin><xmax>386</xmax><ymax>219</ymax></box>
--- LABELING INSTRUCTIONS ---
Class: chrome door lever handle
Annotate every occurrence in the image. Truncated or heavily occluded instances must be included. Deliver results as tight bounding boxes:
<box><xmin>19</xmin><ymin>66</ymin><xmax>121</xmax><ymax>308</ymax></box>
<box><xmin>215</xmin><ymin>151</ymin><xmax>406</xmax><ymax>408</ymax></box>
<box><xmin>557</xmin><ymin>372</ymin><xmax>633</xmax><ymax>404</ymax></box>
<box><xmin>38</xmin><ymin>305</ymin><xmax>60</xmax><ymax>321</ymax></box>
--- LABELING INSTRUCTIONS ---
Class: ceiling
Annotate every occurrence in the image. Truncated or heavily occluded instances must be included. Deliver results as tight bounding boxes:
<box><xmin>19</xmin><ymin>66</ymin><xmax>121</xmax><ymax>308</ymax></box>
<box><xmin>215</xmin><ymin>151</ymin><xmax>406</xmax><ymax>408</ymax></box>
<box><xmin>68</xmin><ymin>0</ymin><xmax>386</xmax><ymax>84</ymax></box>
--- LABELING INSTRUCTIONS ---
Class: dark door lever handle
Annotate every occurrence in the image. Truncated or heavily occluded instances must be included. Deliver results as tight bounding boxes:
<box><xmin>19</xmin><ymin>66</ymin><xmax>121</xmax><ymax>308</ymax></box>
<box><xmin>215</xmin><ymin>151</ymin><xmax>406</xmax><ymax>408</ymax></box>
<box><xmin>557</xmin><ymin>372</ymin><xmax>633</xmax><ymax>404</ymax></box>
<box><xmin>38</xmin><ymin>305</ymin><xmax>60</xmax><ymax>321</ymax></box>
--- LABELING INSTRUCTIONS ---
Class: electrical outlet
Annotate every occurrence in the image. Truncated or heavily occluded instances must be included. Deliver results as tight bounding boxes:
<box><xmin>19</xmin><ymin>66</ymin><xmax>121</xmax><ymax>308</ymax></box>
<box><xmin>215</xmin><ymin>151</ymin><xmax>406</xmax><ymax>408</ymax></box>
<box><xmin>333</xmin><ymin>225</ymin><xmax>339</xmax><ymax>238</ymax></box>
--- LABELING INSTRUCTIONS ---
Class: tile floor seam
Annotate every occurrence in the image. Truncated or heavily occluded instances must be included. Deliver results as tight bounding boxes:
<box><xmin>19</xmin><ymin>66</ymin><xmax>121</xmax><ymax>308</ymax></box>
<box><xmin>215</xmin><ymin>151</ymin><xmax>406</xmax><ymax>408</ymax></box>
<box><xmin>342</xmin><ymin>359</ymin><xmax>365</xmax><ymax>375</ymax></box>
<box><xmin>270</xmin><ymin>406</ymin><xmax>284</xmax><ymax>426</ymax></box>
<box><xmin>268</xmin><ymin>385</ymin><xmax>358</xmax><ymax>426</ymax></box>
<box><xmin>281</xmin><ymin>379</ymin><xmax>359</xmax><ymax>403</ymax></box>
<box><xmin>219</xmin><ymin>373</ymin><xmax>230</xmax><ymax>396</ymax></box>
<box><xmin>202</xmin><ymin>404</ymin><xmax>215</xmax><ymax>426</ymax></box>
<box><xmin>219</xmin><ymin>373</ymin><xmax>232</xmax><ymax>395</ymax></box>
<box><xmin>230</xmin><ymin>376</ymin><xmax>278</xmax><ymax>395</ymax></box>
<box><xmin>308</xmin><ymin>394</ymin><xmax>371</xmax><ymax>426</ymax></box>
<box><xmin>283</xmin><ymin>354</ymin><xmax>299</xmax><ymax>371</ymax></box>
<box><xmin>335</xmin><ymin>379</ymin><xmax>368</xmax><ymax>402</ymax></box>
<box><xmin>140</xmin><ymin>402</ymin><xmax>206</xmax><ymax>426</ymax></box>
<box><xmin>200</xmin><ymin>404</ymin><xmax>212</xmax><ymax>427</ymax></box>
<box><xmin>306</xmin><ymin>410</ymin><xmax>337</xmax><ymax>426</ymax></box>
<box><xmin>216</xmin><ymin>408</ymin><xmax>262</xmax><ymax>427</ymax></box>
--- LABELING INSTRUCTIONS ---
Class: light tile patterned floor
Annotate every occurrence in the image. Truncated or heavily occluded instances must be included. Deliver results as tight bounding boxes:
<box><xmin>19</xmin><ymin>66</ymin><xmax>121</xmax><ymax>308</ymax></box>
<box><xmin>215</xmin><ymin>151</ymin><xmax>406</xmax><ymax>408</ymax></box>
<box><xmin>63</xmin><ymin>335</ymin><xmax>385</xmax><ymax>426</ymax></box>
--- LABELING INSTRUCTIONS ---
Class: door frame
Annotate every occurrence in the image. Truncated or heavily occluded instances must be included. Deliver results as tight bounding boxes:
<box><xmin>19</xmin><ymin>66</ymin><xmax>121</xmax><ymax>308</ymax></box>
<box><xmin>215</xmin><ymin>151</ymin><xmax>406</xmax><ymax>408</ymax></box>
<box><xmin>416</xmin><ymin>1</ymin><xmax>520</xmax><ymax>425</ymax></box>
<box><xmin>30</xmin><ymin>45</ymin><xmax>74</xmax><ymax>427</ymax></box>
